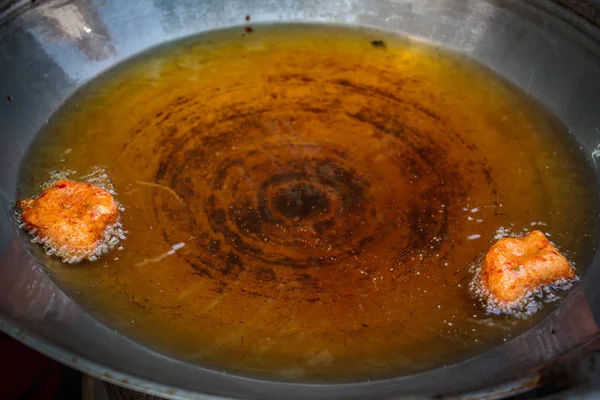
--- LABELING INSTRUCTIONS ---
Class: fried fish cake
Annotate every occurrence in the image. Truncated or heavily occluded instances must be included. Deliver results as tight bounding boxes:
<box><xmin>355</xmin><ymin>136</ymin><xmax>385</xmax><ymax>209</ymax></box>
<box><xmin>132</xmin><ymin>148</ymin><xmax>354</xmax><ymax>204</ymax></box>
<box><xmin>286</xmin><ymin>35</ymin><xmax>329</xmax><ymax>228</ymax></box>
<box><xmin>17</xmin><ymin>179</ymin><xmax>120</xmax><ymax>263</ymax></box>
<box><xmin>481</xmin><ymin>230</ymin><xmax>575</xmax><ymax>306</ymax></box>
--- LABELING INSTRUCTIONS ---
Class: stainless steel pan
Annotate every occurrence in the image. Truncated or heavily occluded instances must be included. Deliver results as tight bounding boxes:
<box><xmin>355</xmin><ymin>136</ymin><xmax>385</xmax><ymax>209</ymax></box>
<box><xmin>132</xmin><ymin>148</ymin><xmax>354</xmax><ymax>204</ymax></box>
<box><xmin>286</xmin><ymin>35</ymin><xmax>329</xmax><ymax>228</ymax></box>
<box><xmin>2</xmin><ymin>1</ymin><xmax>600</xmax><ymax>398</ymax></box>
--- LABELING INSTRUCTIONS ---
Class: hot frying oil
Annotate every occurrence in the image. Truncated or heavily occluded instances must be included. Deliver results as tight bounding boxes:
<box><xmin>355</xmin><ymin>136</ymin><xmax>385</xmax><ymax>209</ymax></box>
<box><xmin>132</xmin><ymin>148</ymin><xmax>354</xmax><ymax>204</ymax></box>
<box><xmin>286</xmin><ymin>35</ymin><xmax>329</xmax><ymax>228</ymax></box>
<box><xmin>18</xmin><ymin>25</ymin><xmax>598</xmax><ymax>381</ymax></box>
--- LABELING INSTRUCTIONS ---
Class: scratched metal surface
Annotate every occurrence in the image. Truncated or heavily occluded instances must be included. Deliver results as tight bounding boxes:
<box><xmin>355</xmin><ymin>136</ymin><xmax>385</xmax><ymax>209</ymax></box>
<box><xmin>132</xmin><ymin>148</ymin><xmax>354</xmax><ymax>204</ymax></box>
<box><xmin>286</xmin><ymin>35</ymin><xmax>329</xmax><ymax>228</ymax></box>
<box><xmin>552</xmin><ymin>0</ymin><xmax>600</xmax><ymax>26</ymax></box>
<box><xmin>1</xmin><ymin>1</ymin><xmax>600</xmax><ymax>399</ymax></box>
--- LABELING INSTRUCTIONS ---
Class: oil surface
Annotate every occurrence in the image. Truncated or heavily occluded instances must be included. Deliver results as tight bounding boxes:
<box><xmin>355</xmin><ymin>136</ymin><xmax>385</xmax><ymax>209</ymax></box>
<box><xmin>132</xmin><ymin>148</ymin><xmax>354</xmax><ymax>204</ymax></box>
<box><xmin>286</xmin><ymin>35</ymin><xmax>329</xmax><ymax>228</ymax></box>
<box><xmin>18</xmin><ymin>24</ymin><xmax>598</xmax><ymax>381</ymax></box>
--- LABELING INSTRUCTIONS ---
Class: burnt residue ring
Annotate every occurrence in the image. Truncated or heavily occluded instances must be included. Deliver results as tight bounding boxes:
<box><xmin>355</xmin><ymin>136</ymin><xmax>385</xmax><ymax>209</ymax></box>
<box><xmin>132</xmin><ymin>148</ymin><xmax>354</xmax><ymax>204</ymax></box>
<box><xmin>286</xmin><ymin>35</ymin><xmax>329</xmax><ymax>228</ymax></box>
<box><xmin>135</xmin><ymin>72</ymin><xmax>495</xmax><ymax>299</ymax></box>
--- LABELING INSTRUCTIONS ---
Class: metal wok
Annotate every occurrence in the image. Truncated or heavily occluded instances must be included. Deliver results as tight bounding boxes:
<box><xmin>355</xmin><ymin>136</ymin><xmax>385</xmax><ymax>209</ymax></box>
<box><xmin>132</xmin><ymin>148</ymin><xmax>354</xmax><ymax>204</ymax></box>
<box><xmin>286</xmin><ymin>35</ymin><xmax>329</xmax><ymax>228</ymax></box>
<box><xmin>1</xmin><ymin>0</ymin><xmax>600</xmax><ymax>398</ymax></box>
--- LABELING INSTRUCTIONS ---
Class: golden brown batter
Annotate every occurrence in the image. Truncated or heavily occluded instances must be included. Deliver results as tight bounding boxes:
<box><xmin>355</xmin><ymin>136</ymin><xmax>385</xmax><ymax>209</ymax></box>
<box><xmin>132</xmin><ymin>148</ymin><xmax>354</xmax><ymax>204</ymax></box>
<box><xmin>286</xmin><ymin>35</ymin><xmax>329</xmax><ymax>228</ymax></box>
<box><xmin>481</xmin><ymin>230</ymin><xmax>575</xmax><ymax>307</ymax></box>
<box><xmin>17</xmin><ymin>179</ymin><xmax>120</xmax><ymax>263</ymax></box>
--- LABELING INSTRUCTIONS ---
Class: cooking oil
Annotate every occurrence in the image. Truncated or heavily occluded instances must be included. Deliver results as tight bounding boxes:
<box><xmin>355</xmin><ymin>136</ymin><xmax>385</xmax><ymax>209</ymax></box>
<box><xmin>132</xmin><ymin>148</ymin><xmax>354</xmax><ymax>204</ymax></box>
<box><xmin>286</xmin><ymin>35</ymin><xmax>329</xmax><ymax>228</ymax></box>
<box><xmin>17</xmin><ymin>24</ymin><xmax>598</xmax><ymax>381</ymax></box>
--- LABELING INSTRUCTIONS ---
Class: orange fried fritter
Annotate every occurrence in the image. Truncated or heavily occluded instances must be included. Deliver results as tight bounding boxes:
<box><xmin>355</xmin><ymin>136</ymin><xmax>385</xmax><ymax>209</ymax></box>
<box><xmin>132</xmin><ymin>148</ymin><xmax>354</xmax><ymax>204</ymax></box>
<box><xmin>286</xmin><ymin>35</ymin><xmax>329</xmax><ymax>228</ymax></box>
<box><xmin>17</xmin><ymin>179</ymin><xmax>120</xmax><ymax>263</ymax></box>
<box><xmin>481</xmin><ymin>230</ymin><xmax>575</xmax><ymax>305</ymax></box>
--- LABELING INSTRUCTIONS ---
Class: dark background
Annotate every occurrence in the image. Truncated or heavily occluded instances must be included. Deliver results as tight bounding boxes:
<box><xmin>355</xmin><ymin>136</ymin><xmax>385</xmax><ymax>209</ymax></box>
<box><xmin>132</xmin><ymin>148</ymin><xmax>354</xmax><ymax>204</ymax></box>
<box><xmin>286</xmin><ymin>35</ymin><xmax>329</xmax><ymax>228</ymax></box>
<box><xmin>0</xmin><ymin>332</ymin><xmax>81</xmax><ymax>400</ymax></box>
